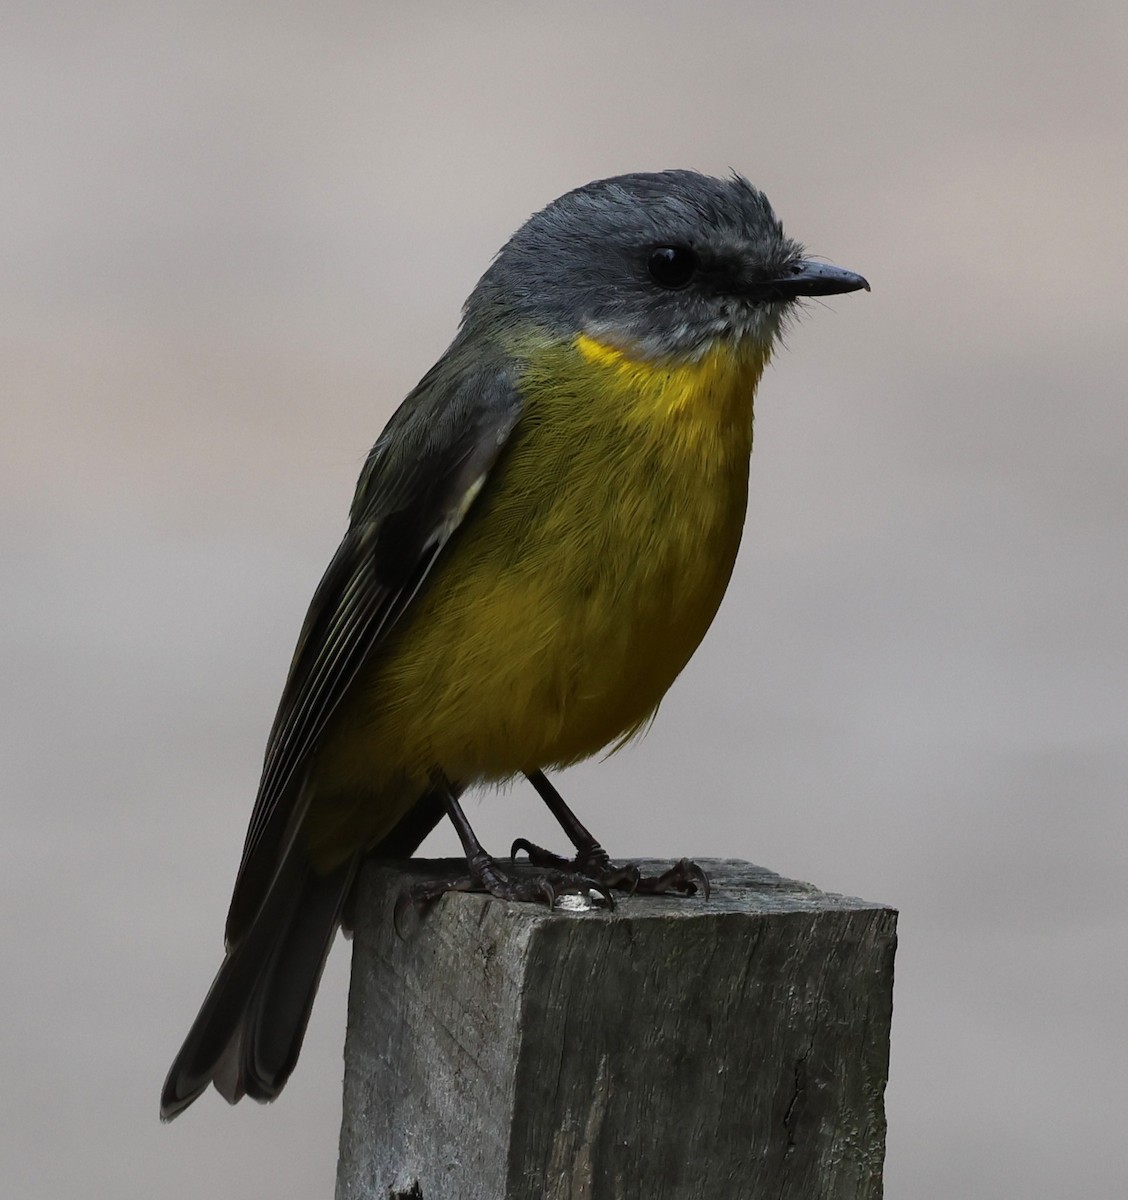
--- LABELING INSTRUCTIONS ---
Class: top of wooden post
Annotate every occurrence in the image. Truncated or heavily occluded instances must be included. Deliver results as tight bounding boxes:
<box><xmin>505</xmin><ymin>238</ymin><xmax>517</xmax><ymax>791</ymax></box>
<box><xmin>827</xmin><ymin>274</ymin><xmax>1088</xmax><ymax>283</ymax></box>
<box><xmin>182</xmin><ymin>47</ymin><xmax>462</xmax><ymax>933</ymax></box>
<box><xmin>339</xmin><ymin>858</ymin><xmax>896</xmax><ymax>1200</ymax></box>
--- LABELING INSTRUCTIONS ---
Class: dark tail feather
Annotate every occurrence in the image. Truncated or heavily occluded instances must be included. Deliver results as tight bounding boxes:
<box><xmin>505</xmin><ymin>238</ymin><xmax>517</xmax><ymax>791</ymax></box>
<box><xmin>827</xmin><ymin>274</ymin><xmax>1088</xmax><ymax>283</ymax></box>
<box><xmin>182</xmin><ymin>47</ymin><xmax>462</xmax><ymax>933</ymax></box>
<box><xmin>160</xmin><ymin>849</ymin><xmax>355</xmax><ymax>1121</ymax></box>
<box><xmin>240</xmin><ymin>855</ymin><xmax>356</xmax><ymax>1101</ymax></box>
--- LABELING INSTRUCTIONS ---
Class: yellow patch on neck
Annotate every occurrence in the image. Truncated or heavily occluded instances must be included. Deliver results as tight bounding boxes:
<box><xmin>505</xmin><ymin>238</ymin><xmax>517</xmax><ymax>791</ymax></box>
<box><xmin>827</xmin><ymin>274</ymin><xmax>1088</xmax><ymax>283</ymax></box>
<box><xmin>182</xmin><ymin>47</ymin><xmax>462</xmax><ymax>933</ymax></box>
<box><xmin>574</xmin><ymin>332</ymin><xmax>769</xmax><ymax>422</ymax></box>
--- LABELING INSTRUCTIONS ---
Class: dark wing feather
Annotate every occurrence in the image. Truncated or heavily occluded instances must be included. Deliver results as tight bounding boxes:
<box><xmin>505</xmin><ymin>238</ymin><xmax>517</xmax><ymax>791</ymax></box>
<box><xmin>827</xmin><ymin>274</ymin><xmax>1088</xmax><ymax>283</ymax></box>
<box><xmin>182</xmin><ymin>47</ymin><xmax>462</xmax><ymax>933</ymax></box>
<box><xmin>224</xmin><ymin>359</ymin><xmax>522</xmax><ymax>945</ymax></box>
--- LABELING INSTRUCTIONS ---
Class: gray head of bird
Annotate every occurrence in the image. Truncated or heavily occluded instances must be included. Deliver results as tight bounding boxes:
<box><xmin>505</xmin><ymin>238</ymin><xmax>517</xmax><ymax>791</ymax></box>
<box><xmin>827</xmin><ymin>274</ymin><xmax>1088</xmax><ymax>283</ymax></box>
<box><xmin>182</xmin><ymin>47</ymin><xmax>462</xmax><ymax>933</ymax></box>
<box><xmin>462</xmin><ymin>170</ymin><xmax>868</xmax><ymax>362</ymax></box>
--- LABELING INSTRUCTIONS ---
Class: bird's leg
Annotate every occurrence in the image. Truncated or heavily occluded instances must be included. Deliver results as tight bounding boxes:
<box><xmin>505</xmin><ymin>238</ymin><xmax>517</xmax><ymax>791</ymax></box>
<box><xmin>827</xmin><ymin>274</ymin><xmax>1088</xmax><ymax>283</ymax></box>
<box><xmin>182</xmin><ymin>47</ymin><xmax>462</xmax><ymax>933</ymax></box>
<box><xmin>395</xmin><ymin>774</ymin><xmax>614</xmax><ymax>931</ymax></box>
<box><xmin>512</xmin><ymin>770</ymin><xmax>710</xmax><ymax>899</ymax></box>
<box><xmin>511</xmin><ymin>769</ymin><xmax>640</xmax><ymax>891</ymax></box>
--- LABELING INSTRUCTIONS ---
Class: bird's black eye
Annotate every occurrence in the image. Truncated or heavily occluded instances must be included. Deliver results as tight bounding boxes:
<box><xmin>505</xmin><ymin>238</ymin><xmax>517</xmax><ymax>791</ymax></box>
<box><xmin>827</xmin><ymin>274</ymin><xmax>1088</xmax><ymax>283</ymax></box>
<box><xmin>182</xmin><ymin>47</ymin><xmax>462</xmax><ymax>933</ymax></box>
<box><xmin>647</xmin><ymin>245</ymin><xmax>697</xmax><ymax>289</ymax></box>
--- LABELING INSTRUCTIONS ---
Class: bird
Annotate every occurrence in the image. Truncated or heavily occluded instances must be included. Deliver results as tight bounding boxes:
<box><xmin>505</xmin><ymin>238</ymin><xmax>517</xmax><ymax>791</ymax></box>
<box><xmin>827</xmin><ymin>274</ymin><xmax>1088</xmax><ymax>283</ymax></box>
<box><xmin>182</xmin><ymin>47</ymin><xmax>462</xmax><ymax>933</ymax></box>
<box><xmin>160</xmin><ymin>169</ymin><xmax>868</xmax><ymax>1120</ymax></box>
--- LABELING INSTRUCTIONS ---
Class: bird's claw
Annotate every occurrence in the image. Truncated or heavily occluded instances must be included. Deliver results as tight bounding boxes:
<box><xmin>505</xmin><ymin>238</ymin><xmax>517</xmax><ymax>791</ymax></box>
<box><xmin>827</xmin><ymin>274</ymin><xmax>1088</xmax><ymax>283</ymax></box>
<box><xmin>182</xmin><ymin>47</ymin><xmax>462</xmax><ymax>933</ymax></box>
<box><xmin>634</xmin><ymin>857</ymin><xmax>711</xmax><ymax>900</ymax></box>
<box><xmin>511</xmin><ymin>840</ymin><xmax>711</xmax><ymax>898</ymax></box>
<box><xmin>511</xmin><ymin>838</ymin><xmax>641</xmax><ymax>894</ymax></box>
<box><xmin>510</xmin><ymin>837</ymin><xmax>570</xmax><ymax>870</ymax></box>
<box><xmin>393</xmin><ymin>873</ymin><xmax>476</xmax><ymax>938</ymax></box>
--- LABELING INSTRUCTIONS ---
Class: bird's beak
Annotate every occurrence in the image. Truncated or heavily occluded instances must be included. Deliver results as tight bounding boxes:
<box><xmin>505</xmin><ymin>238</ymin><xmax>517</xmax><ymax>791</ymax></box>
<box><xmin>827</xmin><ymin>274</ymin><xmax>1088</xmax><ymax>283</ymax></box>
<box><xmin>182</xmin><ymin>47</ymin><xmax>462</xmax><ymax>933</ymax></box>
<box><xmin>765</xmin><ymin>260</ymin><xmax>870</xmax><ymax>299</ymax></box>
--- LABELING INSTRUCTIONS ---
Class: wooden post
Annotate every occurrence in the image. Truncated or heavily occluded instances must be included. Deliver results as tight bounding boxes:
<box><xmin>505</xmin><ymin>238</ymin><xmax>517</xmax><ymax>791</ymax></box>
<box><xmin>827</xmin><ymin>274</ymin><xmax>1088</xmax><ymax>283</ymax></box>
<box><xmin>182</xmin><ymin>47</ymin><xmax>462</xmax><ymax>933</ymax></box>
<box><xmin>336</xmin><ymin>859</ymin><xmax>896</xmax><ymax>1200</ymax></box>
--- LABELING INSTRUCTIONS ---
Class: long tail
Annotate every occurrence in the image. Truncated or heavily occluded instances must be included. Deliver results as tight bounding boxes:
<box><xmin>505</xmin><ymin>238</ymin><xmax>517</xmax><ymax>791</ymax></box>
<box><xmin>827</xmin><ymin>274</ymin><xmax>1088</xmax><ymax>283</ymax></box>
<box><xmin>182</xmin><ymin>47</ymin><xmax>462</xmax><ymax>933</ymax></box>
<box><xmin>160</xmin><ymin>845</ymin><xmax>356</xmax><ymax>1121</ymax></box>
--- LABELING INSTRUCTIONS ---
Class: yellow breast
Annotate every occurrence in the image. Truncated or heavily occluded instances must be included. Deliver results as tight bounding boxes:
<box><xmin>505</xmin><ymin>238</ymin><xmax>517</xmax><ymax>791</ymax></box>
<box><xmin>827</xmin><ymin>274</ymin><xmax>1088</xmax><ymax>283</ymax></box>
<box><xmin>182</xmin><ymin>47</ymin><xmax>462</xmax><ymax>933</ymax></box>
<box><xmin>309</xmin><ymin>331</ymin><xmax>769</xmax><ymax>858</ymax></box>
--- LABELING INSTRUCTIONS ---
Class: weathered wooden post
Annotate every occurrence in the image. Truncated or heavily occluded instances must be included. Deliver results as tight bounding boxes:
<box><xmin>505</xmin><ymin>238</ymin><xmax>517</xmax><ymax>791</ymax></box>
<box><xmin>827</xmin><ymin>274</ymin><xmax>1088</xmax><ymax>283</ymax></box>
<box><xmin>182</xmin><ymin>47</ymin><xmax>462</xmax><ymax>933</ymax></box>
<box><xmin>336</xmin><ymin>859</ymin><xmax>896</xmax><ymax>1200</ymax></box>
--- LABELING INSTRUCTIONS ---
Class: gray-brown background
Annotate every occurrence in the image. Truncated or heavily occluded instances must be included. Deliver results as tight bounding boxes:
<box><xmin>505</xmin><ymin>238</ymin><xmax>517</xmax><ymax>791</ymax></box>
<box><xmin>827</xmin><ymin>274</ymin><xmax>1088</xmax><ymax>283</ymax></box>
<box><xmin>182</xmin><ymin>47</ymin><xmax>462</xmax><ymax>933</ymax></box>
<box><xmin>3</xmin><ymin>2</ymin><xmax>1125</xmax><ymax>1196</ymax></box>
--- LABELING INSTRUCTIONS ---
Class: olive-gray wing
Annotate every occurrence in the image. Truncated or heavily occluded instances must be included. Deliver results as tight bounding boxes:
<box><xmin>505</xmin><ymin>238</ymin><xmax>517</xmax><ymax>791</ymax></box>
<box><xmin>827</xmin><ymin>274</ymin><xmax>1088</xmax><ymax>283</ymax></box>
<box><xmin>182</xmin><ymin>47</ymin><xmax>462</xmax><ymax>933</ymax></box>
<box><xmin>225</xmin><ymin>362</ymin><xmax>522</xmax><ymax>945</ymax></box>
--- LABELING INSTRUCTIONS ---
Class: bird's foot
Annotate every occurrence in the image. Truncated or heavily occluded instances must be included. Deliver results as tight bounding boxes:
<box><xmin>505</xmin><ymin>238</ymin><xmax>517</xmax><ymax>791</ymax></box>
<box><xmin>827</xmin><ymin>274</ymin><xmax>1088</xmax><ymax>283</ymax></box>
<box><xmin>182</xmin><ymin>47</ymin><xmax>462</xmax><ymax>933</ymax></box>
<box><xmin>632</xmin><ymin>857</ymin><xmax>711</xmax><ymax>899</ymax></box>
<box><xmin>510</xmin><ymin>838</ymin><xmax>640</xmax><ymax>891</ymax></box>
<box><xmin>510</xmin><ymin>840</ymin><xmax>710</xmax><ymax>900</ymax></box>
<box><xmin>394</xmin><ymin>852</ymin><xmax>614</xmax><ymax>936</ymax></box>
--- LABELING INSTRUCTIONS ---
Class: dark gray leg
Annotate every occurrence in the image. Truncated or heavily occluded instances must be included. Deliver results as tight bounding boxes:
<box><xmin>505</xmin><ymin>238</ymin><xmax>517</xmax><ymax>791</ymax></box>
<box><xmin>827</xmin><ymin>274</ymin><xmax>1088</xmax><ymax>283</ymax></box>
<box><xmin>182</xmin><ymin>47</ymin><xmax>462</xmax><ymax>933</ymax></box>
<box><xmin>514</xmin><ymin>769</ymin><xmax>710</xmax><ymax>899</ymax></box>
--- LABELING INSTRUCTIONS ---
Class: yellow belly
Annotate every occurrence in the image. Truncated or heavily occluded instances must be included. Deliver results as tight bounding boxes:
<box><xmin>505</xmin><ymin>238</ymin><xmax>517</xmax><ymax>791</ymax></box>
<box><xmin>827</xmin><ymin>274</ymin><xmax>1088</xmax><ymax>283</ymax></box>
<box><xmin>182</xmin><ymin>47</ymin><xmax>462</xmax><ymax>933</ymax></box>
<box><xmin>307</xmin><ymin>333</ymin><xmax>767</xmax><ymax>861</ymax></box>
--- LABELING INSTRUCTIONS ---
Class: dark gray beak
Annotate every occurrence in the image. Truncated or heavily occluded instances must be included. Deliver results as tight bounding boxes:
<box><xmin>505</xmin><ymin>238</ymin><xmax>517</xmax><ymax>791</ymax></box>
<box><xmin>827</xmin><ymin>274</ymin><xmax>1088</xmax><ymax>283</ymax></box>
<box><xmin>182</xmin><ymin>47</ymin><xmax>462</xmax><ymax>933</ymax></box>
<box><xmin>762</xmin><ymin>259</ymin><xmax>870</xmax><ymax>300</ymax></box>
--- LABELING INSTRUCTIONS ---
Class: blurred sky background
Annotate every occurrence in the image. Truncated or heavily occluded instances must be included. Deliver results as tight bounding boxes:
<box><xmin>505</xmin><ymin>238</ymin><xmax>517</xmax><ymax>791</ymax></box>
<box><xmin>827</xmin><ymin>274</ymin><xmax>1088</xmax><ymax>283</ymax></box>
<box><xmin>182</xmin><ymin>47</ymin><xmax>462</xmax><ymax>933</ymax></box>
<box><xmin>3</xmin><ymin>2</ymin><xmax>1126</xmax><ymax>1197</ymax></box>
